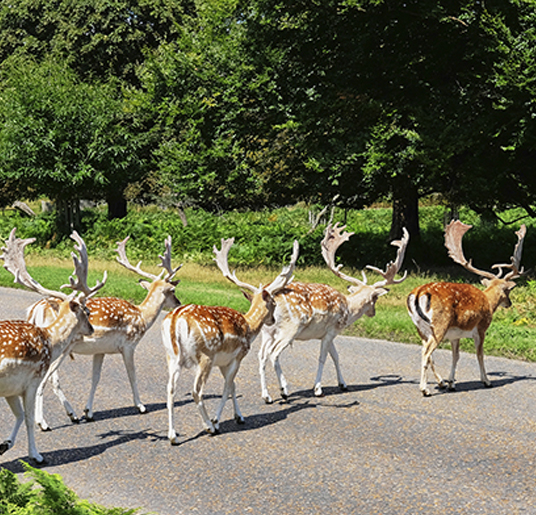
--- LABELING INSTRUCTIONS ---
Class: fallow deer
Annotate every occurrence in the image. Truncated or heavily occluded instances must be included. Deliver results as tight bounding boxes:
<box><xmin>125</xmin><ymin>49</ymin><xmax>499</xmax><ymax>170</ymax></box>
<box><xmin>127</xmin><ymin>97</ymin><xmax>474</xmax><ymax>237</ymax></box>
<box><xmin>0</xmin><ymin>228</ymin><xmax>104</xmax><ymax>463</ymax></box>
<box><xmin>407</xmin><ymin>220</ymin><xmax>526</xmax><ymax>396</ymax></box>
<box><xmin>258</xmin><ymin>223</ymin><xmax>409</xmax><ymax>403</ymax></box>
<box><xmin>28</xmin><ymin>235</ymin><xmax>181</xmax><ymax>429</ymax></box>
<box><xmin>161</xmin><ymin>238</ymin><xmax>299</xmax><ymax>444</ymax></box>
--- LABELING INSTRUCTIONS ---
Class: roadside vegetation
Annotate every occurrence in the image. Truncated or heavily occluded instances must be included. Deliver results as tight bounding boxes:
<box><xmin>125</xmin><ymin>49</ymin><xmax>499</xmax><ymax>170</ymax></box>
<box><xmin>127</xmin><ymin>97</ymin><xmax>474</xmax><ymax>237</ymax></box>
<box><xmin>0</xmin><ymin>462</ymin><xmax>140</xmax><ymax>514</ymax></box>
<box><xmin>1</xmin><ymin>202</ymin><xmax>535</xmax><ymax>363</ymax></box>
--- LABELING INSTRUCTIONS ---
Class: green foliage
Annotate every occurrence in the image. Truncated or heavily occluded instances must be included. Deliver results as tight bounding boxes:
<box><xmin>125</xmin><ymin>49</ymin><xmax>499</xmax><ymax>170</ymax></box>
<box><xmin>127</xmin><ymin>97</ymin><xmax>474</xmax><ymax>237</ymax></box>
<box><xmin>0</xmin><ymin>463</ymin><xmax>140</xmax><ymax>514</ymax></box>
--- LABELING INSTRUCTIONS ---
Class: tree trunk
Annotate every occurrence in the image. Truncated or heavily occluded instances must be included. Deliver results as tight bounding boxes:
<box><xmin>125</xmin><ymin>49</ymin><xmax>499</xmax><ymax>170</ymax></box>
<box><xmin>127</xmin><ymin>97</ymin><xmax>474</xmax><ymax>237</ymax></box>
<box><xmin>107</xmin><ymin>192</ymin><xmax>127</xmax><ymax>220</ymax></box>
<box><xmin>390</xmin><ymin>186</ymin><xmax>420</xmax><ymax>243</ymax></box>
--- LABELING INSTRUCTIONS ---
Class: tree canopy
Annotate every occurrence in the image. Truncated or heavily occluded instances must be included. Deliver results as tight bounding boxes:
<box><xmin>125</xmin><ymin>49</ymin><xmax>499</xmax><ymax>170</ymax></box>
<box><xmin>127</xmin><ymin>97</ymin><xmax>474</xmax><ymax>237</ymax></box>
<box><xmin>0</xmin><ymin>0</ymin><xmax>535</xmax><ymax>235</ymax></box>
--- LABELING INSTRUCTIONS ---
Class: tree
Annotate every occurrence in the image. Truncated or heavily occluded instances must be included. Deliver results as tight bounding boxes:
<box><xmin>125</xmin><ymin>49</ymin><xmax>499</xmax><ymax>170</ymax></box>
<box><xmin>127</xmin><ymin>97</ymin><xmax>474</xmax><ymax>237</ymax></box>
<box><xmin>0</xmin><ymin>57</ymin><xmax>144</xmax><ymax>231</ymax></box>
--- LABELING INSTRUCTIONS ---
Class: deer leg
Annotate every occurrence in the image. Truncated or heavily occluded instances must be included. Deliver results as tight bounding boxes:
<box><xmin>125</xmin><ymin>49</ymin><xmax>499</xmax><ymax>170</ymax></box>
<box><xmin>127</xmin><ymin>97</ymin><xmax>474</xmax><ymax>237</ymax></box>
<box><xmin>1</xmin><ymin>396</ymin><xmax>24</xmax><ymax>457</ymax></box>
<box><xmin>50</xmin><ymin>370</ymin><xmax>78</xmax><ymax>424</ymax></box>
<box><xmin>84</xmin><ymin>353</ymin><xmax>104</xmax><ymax>421</ymax></box>
<box><xmin>420</xmin><ymin>336</ymin><xmax>441</xmax><ymax>396</ymax></box>
<box><xmin>192</xmin><ymin>357</ymin><xmax>216</xmax><ymax>434</ymax></box>
<box><xmin>166</xmin><ymin>354</ymin><xmax>181</xmax><ymax>445</ymax></box>
<box><xmin>313</xmin><ymin>336</ymin><xmax>333</xmax><ymax>397</ymax></box>
<box><xmin>259</xmin><ymin>326</ymin><xmax>275</xmax><ymax>404</ymax></box>
<box><xmin>268</xmin><ymin>336</ymin><xmax>293</xmax><ymax>401</ymax></box>
<box><xmin>213</xmin><ymin>361</ymin><xmax>244</xmax><ymax>429</ymax></box>
<box><xmin>36</xmin><ymin>353</ymin><xmax>78</xmax><ymax>431</ymax></box>
<box><xmin>475</xmin><ymin>333</ymin><xmax>491</xmax><ymax>387</ymax></box>
<box><xmin>121</xmin><ymin>347</ymin><xmax>146</xmax><ymax>414</ymax></box>
<box><xmin>327</xmin><ymin>339</ymin><xmax>347</xmax><ymax>391</ymax></box>
<box><xmin>22</xmin><ymin>387</ymin><xmax>44</xmax><ymax>464</ymax></box>
<box><xmin>446</xmin><ymin>339</ymin><xmax>460</xmax><ymax>390</ymax></box>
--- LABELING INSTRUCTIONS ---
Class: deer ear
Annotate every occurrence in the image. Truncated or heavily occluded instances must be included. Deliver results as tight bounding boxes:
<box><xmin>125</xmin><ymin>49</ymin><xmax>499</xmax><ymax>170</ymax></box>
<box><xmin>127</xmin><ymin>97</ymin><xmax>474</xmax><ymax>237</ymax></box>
<box><xmin>262</xmin><ymin>290</ymin><xmax>272</xmax><ymax>302</ymax></box>
<box><xmin>481</xmin><ymin>278</ymin><xmax>491</xmax><ymax>287</ymax></box>
<box><xmin>139</xmin><ymin>280</ymin><xmax>151</xmax><ymax>291</ymax></box>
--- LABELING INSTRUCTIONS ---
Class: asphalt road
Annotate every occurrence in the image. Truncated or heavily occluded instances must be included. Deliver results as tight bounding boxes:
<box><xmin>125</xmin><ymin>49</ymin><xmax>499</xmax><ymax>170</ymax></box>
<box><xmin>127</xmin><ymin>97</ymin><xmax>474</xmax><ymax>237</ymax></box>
<box><xmin>1</xmin><ymin>285</ymin><xmax>536</xmax><ymax>514</ymax></box>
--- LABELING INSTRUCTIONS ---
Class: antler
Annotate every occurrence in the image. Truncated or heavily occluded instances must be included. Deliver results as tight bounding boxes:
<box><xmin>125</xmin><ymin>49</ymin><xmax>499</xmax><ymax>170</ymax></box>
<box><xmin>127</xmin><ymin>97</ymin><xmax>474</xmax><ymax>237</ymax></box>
<box><xmin>322</xmin><ymin>223</ymin><xmax>409</xmax><ymax>289</ymax></box>
<box><xmin>62</xmin><ymin>231</ymin><xmax>107</xmax><ymax>299</ymax></box>
<box><xmin>322</xmin><ymin>223</ymin><xmax>367</xmax><ymax>286</ymax></box>
<box><xmin>115</xmin><ymin>236</ymin><xmax>160</xmax><ymax>281</ymax></box>
<box><xmin>444</xmin><ymin>220</ymin><xmax>526</xmax><ymax>281</ymax></box>
<box><xmin>264</xmin><ymin>240</ymin><xmax>299</xmax><ymax>295</ymax></box>
<box><xmin>158</xmin><ymin>236</ymin><xmax>182</xmax><ymax>283</ymax></box>
<box><xmin>213</xmin><ymin>238</ymin><xmax>258</xmax><ymax>293</ymax></box>
<box><xmin>1</xmin><ymin>228</ymin><xmax>101</xmax><ymax>301</ymax></box>
<box><xmin>367</xmin><ymin>228</ymin><xmax>409</xmax><ymax>288</ymax></box>
<box><xmin>492</xmin><ymin>224</ymin><xmax>526</xmax><ymax>280</ymax></box>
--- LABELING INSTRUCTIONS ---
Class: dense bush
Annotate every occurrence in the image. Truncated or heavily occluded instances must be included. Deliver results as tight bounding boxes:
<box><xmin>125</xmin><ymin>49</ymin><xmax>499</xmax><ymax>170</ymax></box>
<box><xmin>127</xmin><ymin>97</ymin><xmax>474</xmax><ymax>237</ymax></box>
<box><xmin>0</xmin><ymin>203</ymin><xmax>534</xmax><ymax>274</ymax></box>
<box><xmin>0</xmin><ymin>462</ymin><xmax>139</xmax><ymax>514</ymax></box>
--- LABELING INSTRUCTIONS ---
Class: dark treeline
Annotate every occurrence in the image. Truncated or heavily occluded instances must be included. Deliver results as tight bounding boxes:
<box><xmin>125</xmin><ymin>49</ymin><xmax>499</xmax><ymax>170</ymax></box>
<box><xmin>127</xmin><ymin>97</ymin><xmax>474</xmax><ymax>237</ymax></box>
<box><xmin>0</xmin><ymin>1</ymin><xmax>535</xmax><ymax>239</ymax></box>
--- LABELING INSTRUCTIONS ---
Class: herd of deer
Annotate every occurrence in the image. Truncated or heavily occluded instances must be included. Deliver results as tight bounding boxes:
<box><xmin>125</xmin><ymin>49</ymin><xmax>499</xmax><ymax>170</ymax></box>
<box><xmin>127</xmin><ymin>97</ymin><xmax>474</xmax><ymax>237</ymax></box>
<box><xmin>0</xmin><ymin>219</ymin><xmax>527</xmax><ymax>463</ymax></box>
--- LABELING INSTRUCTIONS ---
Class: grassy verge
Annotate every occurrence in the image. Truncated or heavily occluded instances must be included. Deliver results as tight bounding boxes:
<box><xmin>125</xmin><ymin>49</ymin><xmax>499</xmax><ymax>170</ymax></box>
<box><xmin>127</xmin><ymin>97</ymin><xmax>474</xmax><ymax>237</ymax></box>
<box><xmin>2</xmin><ymin>255</ymin><xmax>535</xmax><ymax>363</ymax></box>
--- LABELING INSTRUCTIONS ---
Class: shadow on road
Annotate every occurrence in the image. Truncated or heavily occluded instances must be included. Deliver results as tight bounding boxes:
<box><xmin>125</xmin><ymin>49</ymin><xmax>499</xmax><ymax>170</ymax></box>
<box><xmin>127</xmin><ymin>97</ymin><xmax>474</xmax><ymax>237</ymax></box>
<box><xmin>0</xmin><ymin>428</ymin><xmax>160</xmax><ymax>473</ymax></box>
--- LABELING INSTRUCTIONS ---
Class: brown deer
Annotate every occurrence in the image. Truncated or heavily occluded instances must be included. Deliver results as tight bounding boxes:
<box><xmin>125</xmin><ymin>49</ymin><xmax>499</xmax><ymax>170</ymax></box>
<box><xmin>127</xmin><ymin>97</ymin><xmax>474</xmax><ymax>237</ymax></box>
<box><xmin>407</xmin><ymin>220</ymin><xmax>526</xmax><ymax>396</ymax></box>
<box><xmin>27</xmin><ymin>235</ymin><xmax>181</xmax><ymax>429</ymax></box>
<box><xmin>161</xmin><ymin>238</ymin><xmax>298</xmax><ymax>444</ymax></box>
<box><xmin>0</xmin><ymin>228</ymin><xmax>104</xmax><ymax>463</ymax></box>
<box><xmin>259</xmin><ymin>223</ymin><xmax>409</xmax><ymax>403</ymax></box>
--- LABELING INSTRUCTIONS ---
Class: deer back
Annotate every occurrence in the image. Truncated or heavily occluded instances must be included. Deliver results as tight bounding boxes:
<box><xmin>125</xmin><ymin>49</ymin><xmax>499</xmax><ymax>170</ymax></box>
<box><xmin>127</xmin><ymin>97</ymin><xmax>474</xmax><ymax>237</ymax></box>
<box><xmin>407</xmin><ymin>282</ymin><xmax>494</xmax><ymax>341</ymax></box>
<box><xmin>164</xmin><ymin>304</ymin><xmax>251</xmax><ymax>366</ymax></box>
<box><xmin>271</xmin><ymin>282</ymin><xmax>350</xmax><ymax>333</ymax></box>
<box><xmin>0</xmin><ymin>321</ymin><xmax>52</xmax><ymax>379</ymax></box>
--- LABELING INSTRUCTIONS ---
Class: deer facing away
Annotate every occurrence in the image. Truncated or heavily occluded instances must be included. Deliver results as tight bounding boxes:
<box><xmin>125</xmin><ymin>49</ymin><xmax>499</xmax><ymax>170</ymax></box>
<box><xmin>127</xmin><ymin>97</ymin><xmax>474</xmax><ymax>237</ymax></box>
<box><xmin>407</xmin><ymin>220</ymin><xmax>526</xmax><ymax>396</ymax></box>
<box><xmin>0</xmin><ymin>228</ymin><xmax>104</xmax><ymax>463</ymax></box>
<box><xmin>258</xmin><ymin>223</ymin><xmax>409</xmax><ymax>403</ymax></box>
<box><xmin>27</xmin><ymin>235</ymin><xmax>181</xmax><ymax>429</ymax></box>
<box><xmin>161</xmin><ymin>238</ymin><xmax>298</xmax><ymax>444</ymax></box>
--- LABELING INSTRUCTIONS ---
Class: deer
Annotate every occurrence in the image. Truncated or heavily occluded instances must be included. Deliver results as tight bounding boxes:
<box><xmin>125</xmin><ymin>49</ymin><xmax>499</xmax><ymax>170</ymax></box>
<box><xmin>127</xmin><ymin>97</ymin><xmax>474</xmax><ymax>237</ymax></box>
<box><xmin>27</xmin><ymin>235</ymin><xmax>181</xmax><ymax>430</ymax></box>
<box><xmin>161</xmin><ymin>238</ymin><xmax>299</xmax><ymax>444</ymax></box>
<box><xmin>258</xmin><ymin>223</ymin><xmax>409</xmax><ymax>403</ymax></box>
<box><xmin>0</xmin><ymin>228</ymin><xmax>104</xmax><ymax>463</ymax></box>
<box><xmin>407</xmin><ymin>220</ymin><xmax>526</xmax><ymax>397</ymax></box>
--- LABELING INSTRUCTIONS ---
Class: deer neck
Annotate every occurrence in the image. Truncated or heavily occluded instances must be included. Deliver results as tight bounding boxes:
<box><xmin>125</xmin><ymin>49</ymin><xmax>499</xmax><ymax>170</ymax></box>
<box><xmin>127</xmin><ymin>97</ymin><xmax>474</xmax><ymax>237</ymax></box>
<box><xmin>45</xmin><ymin>309</ymin><xmax>81</xmax><ymax>362</ymax></box>
<box><xmin>483</xmin><ymin>280</ymin><xmax>507</xmax><ymax>314</ymax></box>
<box><xmin>243</xmin><ymin>296</ymin><xmax>270</xmax><ymax>340</ymax></box>
<box><xmin>138</xmin><ymin>281</ymin><xmax>168</xmax><ymax>329</ymax></box>
<box><xmin>346</xmin><ymin>285</ymin><xmax>377</xmax><ymax>324</ymax></box>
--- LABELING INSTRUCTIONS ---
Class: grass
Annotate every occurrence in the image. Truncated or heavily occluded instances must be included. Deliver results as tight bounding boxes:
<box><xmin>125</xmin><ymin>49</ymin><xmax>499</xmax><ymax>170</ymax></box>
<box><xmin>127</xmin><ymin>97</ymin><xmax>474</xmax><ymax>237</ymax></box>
<box><xmin>2</xmin><ymin>252</ymin><xmax>536</xmax><ymax>363</ymax></box>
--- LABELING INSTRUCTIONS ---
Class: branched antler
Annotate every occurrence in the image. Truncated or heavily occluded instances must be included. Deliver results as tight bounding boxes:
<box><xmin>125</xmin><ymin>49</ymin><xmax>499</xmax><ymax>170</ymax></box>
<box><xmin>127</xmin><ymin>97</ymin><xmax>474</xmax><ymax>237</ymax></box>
<box><xmin>213</xmin><ymin>238</ymin><xmax>259</xmax><ymax>293</ymax></box>
<box><xmin>158</xmin><ymin>236</ymin><xmax>182</xmax><ymax>284</ymax></box>
<box><xmin>62</xmin><ymin>231</ymin><xmax>107</xmax><ymax>299</ymax></box>
<box><xmin>322</xmin><ymin>223</ymin><xmax>409</xmax><ymax>289</ymax></box>
<box><xmin>445</xmin><ymin>220</ymin><xmax>526</xmax><ymax>281</ymax></box>
<box><xmin>214</xmin><ymin>238</ymin><xmax>299</xmax><ymax>295</ymax></box>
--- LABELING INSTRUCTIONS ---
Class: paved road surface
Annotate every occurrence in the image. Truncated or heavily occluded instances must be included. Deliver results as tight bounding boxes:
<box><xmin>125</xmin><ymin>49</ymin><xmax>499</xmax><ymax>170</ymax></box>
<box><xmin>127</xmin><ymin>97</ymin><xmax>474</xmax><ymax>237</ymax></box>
<box><xmin>1</xmin><ymin>286</ymin><xmax>535</xmax><ymax>514</ymax></box>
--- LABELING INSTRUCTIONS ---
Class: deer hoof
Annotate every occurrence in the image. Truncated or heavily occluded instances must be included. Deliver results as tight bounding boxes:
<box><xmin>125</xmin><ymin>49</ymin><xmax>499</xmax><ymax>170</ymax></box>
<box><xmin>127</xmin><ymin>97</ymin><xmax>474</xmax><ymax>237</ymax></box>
<box><xmin>484</xmin><ymin>382</ymin><xmax>493</xmax><ymax>388</ymax></box>
<box><xmin>137</xmin><ymin>405</ymin><xmax>147</xmax><ymax>414</ymax></box>
<box><xmin>235</xmin><ymin>415</ymin><xmax>245</xmax><ymax>425</ymax></box>
<box><xmin>68</xmin><ymin>414</ymin><xmax>80</xmax><ymax>424</ymax></box>
<box><xmin>263</xmin><ymin>396</ymin><xmax>273</xmax><ymax>404</ymax></box>
<box><xmin>38</xmin><ymin>423</ymin><xmax>52</xmax><ymax>432</ymax></box>
<box><xmin>339</xmin><ymin>383</ymin><xmax>348</xmax><ymax>391</ymax></box>
<box><xmin>0</xmin><ymin>440</ymin><xmax>11</xmax><ymax>455</ymax></box>
<box><xmin>30</xmin><ymin>454</ymin><xmax>46</xmax><ymax>466</ymax></box>
<box><xmin>421</xmin><ymin>388</ymin><xmax>432</xmax><ymax>397</ymax></box>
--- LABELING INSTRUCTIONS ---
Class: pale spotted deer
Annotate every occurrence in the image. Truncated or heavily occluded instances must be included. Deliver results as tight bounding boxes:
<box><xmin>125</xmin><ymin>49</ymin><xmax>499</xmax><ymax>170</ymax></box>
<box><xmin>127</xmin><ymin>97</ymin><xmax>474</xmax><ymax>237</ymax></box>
<box><xmin>259</xmin><ymin>223</ymin><xmax>409</xmax><ymax>403</ymax></box>
<box><xmin>28</xmin><ymin>235</ymin><xmax>181</xmax><ymax>429</ymax></box>
<box><xmin>407</xmin><ymin>220</ymin><xmax>526</xmax><ymax>396</ymax></box>
<box><xmin>161</xmin><ymin>238</ymin><xmax>299</xmax><ymax>444</ymax></box>
<box><xmin>0</xmin><ymin>228</ymin><xmax>103</xmax><ymax>463</ymax></box>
